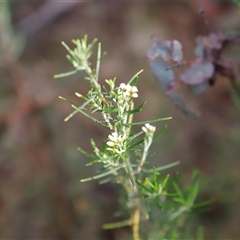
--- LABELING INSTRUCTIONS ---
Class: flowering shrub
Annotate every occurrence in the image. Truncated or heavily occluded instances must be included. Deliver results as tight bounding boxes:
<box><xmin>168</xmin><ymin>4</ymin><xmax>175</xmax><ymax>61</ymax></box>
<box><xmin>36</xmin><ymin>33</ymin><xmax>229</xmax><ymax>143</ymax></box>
<box><xmin>56</xmin><ymin>35</ymin><xmax>210</xmax><ymax>239</ymax></box>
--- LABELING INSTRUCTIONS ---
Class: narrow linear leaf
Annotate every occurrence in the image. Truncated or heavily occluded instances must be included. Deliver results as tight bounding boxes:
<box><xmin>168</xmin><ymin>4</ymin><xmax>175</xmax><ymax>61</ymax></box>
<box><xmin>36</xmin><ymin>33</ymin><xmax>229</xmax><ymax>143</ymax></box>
<box><xmin>173</xmin><ymin>197</ymin><xmax>186</xmax><ymax>204</ymax></box>
<box><xmin>54</xmin><ymin>69</ymin><xmax>78</xmax><ymax>78</ymax></box>
<box><xmin>186</xmin><ymin>171</ymin><xmax>199</xmax><ymax>204</ymax></box>
<box><xmin>95</xmin><ymin>42</ymin><xmax>101</xmax><ymax>82</ymax></box>
<box><xmin>102</xmin><ymin>219</ymin><xmax>130</xmax><ymax>229</ymax></box>
<box><xmin>125</xmin><ymin>158</ymin><xmax>136</xmax><ymax>188</ymax></box>
<box><xmin>142</xmin><ymin>162</ymin><xmax>180</xmax><ymax>173</ymax></box>
<box><xmin>99</xmin><ymin>178</ymin><xmax>112</xmax><ymax>184</ymax></box>
<box><xmin>169</xmin><ymin>205</ymin><xmax>189</xmax><ymax>221</ymax></box>
<box><xmin>103</xmin><ymin>107</ymin><xmax>119</xmax><ymax>113</ymax></box>
<box><xmin>128</xmin><ymin>69</ymin><xmax>144</xmax><ymax>86</ymax></box>
<box><xmin>136</xmin><ymin>180</ymin><xmax>152</xmax><ymax>193</ymax></box>
<box><xmin>80</xmin><ymin>166</ymin><xmax>122</xmax><ymax>182</ymax></box>
<box><xmin>127</xmin><ymin>138</ymin><xmax>145</xmax><ymax>151</ymax></box>
<box><xmin>126</xmin><ymin>101</ymin><xmax>146</xmax><ymax>114</ymax></box>
<box><xmin>161</xmin><ymin>174</ymin><xmax>170</xmax><ymax>189</ymax></box>
<box><xmin>86</xmin><ymin>38</ymin><xmax>98</xmax><ymax>55</ymax></box>
<box><xmin>172</xmin><ymin>182</ymin><xmax>185</xmax><ymax>202</ymax></box>
<box><xmin>61</xmin><ymin>41</ymin><xmax>72</xmax><ymax>53</ymax></box>
<box><xmin>152</xmin><ymin>125</ymin><xmax>168</xmax><ymax>143</ymax></box>
<box><xmin>145</xmin><ymin>177</ymin><xmax>155</xmax><ymax>189</ymax></box>
<box><xmin>192</xmin><ymin>199</ymin><xmax>215</xmax><ymax>208</ymax></box>
<box><xmin>77</xmin><ymin>147</ymin><xmax>96</xmax><ymax>159</ymax></box>
<box><xmin>122</xmin><ymin>117</ymin><xmax>172</xmax><ymax>126</ymax></box>
<box><xmin>127</xmin><ymin>131</ymin><xmax>144</xmax><ymax>144</ymax></box>
<box><xmin>64</xmin><ymin>96</ymin><xmax>94</xmax><ymax>121</ymax></box>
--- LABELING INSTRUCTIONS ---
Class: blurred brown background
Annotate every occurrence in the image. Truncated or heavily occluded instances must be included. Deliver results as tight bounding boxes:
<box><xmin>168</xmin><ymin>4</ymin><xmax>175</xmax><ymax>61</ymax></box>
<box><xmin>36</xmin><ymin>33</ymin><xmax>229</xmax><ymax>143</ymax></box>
<box><xmin>0</xmin><ymin>1</ymin><xmax>240</xmax><ymax>239</ymax></box>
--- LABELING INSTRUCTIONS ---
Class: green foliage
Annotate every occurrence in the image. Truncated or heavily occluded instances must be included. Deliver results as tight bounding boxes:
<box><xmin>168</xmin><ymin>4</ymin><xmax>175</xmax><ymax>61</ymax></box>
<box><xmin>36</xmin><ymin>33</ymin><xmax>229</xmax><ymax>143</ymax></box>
<box><xmin>0</xmin><ymin>2</ymin><xmax>24</xmax><ymax>63</ymax></box>
<box><xmin>233</xmin><ymin>0</ymin><xmax>240</xmax><ymax>9</ymax></box>
<box><xmin>56</xmin><ymin>35</ymin><xmax>208</xmax><ymax>239</ymax></box>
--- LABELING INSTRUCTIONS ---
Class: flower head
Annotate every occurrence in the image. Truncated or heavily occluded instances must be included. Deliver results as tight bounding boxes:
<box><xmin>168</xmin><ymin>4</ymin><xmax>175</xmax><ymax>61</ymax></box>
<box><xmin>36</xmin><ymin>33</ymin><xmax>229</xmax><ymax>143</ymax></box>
<box><xmin>119</xmin><ymin>83</ymin><xmax>138</xmax><ymax>99</ymax></box>
<box><xmin>142</xmin><ymin>123</ymin><xmax>156</xmax><ymax>136</ymax></box>
<box><xmin>106</xmin><ymin>131</ymin><xmax>126</xmax><ymax>148</ymax></box>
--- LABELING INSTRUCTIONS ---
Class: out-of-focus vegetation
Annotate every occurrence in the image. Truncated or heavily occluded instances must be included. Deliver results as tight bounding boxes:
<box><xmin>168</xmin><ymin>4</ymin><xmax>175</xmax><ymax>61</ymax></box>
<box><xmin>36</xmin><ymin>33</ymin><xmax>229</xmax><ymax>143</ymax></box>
<box><xmin>0</xmin><ymin>1</ymin><xmax>240</xmax><ymax>239</ymax></box>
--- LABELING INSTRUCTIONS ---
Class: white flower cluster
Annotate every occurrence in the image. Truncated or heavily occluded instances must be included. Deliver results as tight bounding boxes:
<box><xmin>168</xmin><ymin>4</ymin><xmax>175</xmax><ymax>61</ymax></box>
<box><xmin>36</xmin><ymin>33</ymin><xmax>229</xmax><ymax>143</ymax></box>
<box><xmin>106</xmin><ymin>131</ymin><xmax>126</xmax><ymax>153</ymax></box>
<box><xmin>142</xmin><ymin>123</ymin><xmax>156</xmax><ymax>136</ymax></box>
<box><xmin>119</xmin><ymin>83</ymin><xmax>138</xmax><ymax>99</ymax></box>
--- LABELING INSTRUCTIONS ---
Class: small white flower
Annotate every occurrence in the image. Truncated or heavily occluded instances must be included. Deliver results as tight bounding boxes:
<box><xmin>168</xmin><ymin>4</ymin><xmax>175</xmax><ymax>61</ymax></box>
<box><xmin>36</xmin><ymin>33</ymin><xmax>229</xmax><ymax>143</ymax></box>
<box><xmin>119</xmin><ymin>83</ymin><xmax>138</xmax><ymax>99</ymax></box>
<box><xmin>128</xmin><ymin>85</ymin><xmax>138</xmax><ymax>98</ymax></box>
<box><xmin>106</xmin><ymin>140</ymin><xmax>115</xmax><ymax>147</ymax></box>
<box><xmin>106</xmin><ymin>131</ymin><xmax>126</xmax><ymax>147</ymax></box>
<box><xmin>119</xmin><ymin>83</ymin><xmax>128</xmax><ymax>91</ymax></box>
<box><xmin>142</xmin><ymin>123</ymin><xmax>156</xmax><ymax>135</ymax></box>
<box><xmin>107</xmin><ymin>132</ymin><xmax>118</xmax><ymax>144</ymax></box>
